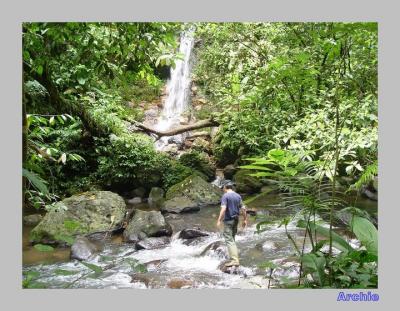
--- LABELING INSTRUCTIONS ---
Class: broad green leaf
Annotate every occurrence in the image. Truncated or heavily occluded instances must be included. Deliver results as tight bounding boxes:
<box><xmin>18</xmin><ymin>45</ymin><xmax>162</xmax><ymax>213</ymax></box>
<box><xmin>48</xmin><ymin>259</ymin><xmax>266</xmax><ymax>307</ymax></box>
<box><xmin>350</xmin><ymin>215</ymin><xmax>378</xmax><ymax>255</ymax></box>
<box><xmin>36</xmin><ymin>65</ymin><xmax>43</xmax><ymax>75</ymax></box>
<box><xmin>239</xmin><ymin>165</ymin><xmax>273</xmax><ymax>171</ymax></box>
<box><xmin>81</xmin><ymin>262</ymin><xmax>103</xmax><ymax>276</ymax></box>
<box><xmin>22</xmin><ymin>168</ymin><xmax>49</xmax><ymax>195</ymax></box>
<box><xmin>258</xmin><ymin>260</ymin><xmax>278</xmax><ymax>270</ymax></box>
<box><xmin>301</xmin><ymin>253</ymin><xmax>326</xmax><ymax>286</ymax></box>
<box><xmin>297</xmin><ymin>219</ymin><xmax>353</xmax><ymax>253</ymax></box>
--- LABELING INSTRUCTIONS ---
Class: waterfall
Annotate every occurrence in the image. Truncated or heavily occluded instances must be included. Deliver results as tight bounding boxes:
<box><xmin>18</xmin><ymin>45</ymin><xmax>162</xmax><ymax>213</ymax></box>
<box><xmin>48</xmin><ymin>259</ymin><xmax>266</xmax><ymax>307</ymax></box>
<box><xmin>154</xmin><ymin>29</ymin><xmax>195</xmax><ymax>151</ymax></box>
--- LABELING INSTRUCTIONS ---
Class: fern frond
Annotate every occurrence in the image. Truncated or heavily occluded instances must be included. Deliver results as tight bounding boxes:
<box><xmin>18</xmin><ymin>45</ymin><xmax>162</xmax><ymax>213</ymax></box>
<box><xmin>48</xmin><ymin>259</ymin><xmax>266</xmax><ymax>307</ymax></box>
<box><xmin>350</xmin><ymin>160</ymin><xmax>378</xmax><ymax>191</ymax></box>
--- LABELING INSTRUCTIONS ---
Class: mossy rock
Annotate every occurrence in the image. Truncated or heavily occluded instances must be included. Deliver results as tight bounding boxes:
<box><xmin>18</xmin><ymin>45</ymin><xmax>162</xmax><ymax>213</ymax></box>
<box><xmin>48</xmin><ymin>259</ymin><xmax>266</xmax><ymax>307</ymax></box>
<box><xmin>165</xmin><ymin>174</ymin><xmax>222</xmax><ymax>206</ymax></box>
<box><xmin>30</xmin><ymin>191</ymin><xmax>126</xmax><ymax>244</ymax></box>
<box><xmin>123</xmin><ymin>210</ymin><xmax>172</xmax><ymax>243</ymax></box>
<box><xmin>148</xmin><ymin>187</ymin><xmax>165</xmax><ymax>208</ymax></box>
<box><xmin>161</xmin><ymin>196</ymin><xmax>200</xmax><ymax>213</ymax></box>
<box><xmin>178</xmin><ymin>151</ymin><xmax>215</xmax><ymax>181</ymax></box>
<box><xmin>233</xmin><ymin>169</ymin><xmax>262</xmax><ymax>194</ymax></box>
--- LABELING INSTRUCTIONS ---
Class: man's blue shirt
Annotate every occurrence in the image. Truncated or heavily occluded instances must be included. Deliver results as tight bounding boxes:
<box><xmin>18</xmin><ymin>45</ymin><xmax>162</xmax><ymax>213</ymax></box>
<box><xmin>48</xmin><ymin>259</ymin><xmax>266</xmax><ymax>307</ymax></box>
<box><xmin>221</xmin><ymin>191</ymin><xmax>243</xmax><ymax>221</ymax></box>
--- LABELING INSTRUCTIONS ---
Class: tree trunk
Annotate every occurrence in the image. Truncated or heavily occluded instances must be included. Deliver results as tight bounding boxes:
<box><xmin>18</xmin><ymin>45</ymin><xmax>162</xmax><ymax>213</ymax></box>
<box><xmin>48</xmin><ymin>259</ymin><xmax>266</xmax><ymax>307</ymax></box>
<box><xmin>186</xmin><ymin>131</ymin><xmax>211</xmax><ymax>139</ymax></box>
<box><xmin>132</xmin><ymin>118</ymin><xmax>219</xmax><ymax>138</ymax></box>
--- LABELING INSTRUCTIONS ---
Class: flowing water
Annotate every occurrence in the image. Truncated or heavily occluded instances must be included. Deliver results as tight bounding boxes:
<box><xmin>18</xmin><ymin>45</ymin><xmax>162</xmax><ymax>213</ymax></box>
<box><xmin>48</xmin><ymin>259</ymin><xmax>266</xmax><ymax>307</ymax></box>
<box><xmin>154</xmin><ymin>29</ymin><xmax>195</xmax><ymax>151</ymax></box>
<box><xmin>22</xmin><ymin>194</ymin><xmax>376</xmax><ymax>289</ymax></box>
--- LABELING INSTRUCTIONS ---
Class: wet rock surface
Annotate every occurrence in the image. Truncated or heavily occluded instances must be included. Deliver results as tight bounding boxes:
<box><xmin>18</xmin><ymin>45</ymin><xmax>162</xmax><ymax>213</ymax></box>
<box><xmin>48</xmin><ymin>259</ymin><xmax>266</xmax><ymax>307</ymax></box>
<box><xmin>135</xmin><ymin>236</ymin><xmax>171</xmax><ymax>250</ymax></box>
<box><xmin>71</xmin><ymin>236</ymin><xmax>101</xmax><ymax>261</ymax></box>
<box><xmin>30</xmin><ymin>191</ymin><xmax>127</xmax><ymax>244</ymax></box>
<box><xmin>178</xmin><ymin>228</ymin><xmax>209</xmax><ymax>239</ymax></box>
<box><xmin>148</xmin><ymin>187</ymin><xmax>165</xmax><ymax>208</ymax></box>
<box><xmin>123</xmin><ymin>210</ymin><xmax>172</xmax><ymax>243</ymax></box>
<box><xmin>162</xmin><ymin>175</ymin><xmax>222</xmax><ymax>213</ymax></box>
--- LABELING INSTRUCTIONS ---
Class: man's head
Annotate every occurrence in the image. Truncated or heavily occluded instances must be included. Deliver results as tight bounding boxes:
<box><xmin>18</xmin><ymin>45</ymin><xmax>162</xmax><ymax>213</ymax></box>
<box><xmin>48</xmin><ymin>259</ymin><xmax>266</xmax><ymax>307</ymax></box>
<box><xmin>223</xmin><ymin>183</ymin><xmax>234</xmax><ymax>193</ymax></box>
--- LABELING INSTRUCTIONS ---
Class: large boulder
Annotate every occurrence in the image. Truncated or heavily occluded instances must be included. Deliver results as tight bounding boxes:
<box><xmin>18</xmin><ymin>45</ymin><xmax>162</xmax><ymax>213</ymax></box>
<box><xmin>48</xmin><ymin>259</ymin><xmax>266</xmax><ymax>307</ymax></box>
<box><xmin>30</xmin><ymin>191</ymin><xmax>126</xmax><ymax>244</ymax></box>
<box><xmin>162</xmin><ymin>197</ymin><xmax>199</xmax><ymax>213</ymax></box>
<box><xmin>71</xmin><ymin>236</ymin><xmax>100</xmax><ymax>261</ymax></box>
<box><xmin>233</xmin><ymin>169</ymin><xmax>262</xmax><ymax>194</ymax></box>
<box><xmin>148</xmin><ymin>187</ymin><xmax>165</xmax><ymax>208</ymax></box>
<box><xmin>163</xmin><ymin>175</ymin><xmax>222</xmax><ymax>214</ymax></box>
<box><xmin>123</xmin><ymin>210</ymin><xmax>172</xmax><ymax>243</ymax></box>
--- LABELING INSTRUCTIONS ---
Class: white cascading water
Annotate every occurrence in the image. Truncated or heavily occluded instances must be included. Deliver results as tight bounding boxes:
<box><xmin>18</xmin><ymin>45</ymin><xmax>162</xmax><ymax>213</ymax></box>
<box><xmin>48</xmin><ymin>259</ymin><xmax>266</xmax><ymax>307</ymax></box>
<box><xmin>154</xmin><ymin>29</ymin><xmax>195</xmax><ymax>151</ymax></box>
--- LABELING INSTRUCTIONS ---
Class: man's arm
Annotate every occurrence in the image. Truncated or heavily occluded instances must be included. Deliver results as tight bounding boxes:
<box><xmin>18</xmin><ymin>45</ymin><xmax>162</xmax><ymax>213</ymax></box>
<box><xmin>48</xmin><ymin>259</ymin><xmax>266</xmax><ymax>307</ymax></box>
<box><xmin>217</xmin><ymin>205</ymin><xmax>226</xmax><ymax>227</ymax></box>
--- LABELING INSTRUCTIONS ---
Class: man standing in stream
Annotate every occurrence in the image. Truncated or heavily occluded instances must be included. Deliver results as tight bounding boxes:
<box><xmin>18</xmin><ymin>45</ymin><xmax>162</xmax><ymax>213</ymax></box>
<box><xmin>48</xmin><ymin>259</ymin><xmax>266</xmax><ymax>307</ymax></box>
<box><xmin>217</xmin><ymin>183</ymin><xmax>248</xmax><ymax>267</ymax></box>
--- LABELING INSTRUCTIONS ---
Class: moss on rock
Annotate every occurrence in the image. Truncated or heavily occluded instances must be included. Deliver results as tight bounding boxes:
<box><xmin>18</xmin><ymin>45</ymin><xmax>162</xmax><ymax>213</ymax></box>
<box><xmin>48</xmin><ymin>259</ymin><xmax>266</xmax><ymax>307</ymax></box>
<box><xmin>30</xmin><ymin>191</ymin><xmax>126</xmax><ymax>244</ymax></box>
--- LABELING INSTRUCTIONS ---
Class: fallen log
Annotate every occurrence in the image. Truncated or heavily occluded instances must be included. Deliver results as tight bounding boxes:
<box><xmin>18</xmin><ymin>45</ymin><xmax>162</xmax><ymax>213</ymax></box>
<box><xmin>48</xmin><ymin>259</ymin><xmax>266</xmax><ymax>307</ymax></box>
<box><xmin>132</xmin><ymin>117</ymin><xmax>219</xmax><ymax>138</ymax></box>
<box><xmin>186</xmin><ymin>131</ymin><xmax>211</xmax><ymax>139</ymax></box>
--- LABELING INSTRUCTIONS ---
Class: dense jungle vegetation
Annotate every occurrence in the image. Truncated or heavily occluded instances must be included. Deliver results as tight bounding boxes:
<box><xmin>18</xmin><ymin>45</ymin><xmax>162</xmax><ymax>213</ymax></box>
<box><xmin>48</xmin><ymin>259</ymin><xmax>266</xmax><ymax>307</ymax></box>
<box><xmin>22</xmin><ymin>22</ymin><xmax>378</xmax><ymax>289</ymax></box>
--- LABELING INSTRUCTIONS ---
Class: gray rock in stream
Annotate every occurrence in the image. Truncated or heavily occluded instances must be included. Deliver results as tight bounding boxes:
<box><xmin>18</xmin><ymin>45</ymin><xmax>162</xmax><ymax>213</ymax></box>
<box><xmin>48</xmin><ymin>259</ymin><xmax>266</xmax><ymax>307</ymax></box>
<box><xmin>199</xmin><ymin>241</ymin><xmax>228</xmax><ymax>259</ymax></box>
<box><xmin>361</xmin><ymin>186</ymin><xmax>378</xmax><ymax>201</ymax></box>
<box><xmin>178</xmin><ymin>228</ymin><xmax>209</xmax><ymax>239</ymax></box>
<box><xmin>162</xmin><ymin>196</ymin><xmax>200</xmax><ymax>213</ymax></box>
<box><xmin>123</xmin><ymin>210</ymin><xmax>172</xmax><ymax>243</ymax></box>
<box><xmin>162</xmin><ymin>174</ymin><xmax>222</xmax><ymax>213</ymax></box>
<box><xmin>71</xmin><ymin>236</ymin><xmax>101</xmax><ymax>261</ymax></box>
<box><xmin>135</xmin><ymin>236</ymin><xmax>171</xmax><ymax>250</ymax></box>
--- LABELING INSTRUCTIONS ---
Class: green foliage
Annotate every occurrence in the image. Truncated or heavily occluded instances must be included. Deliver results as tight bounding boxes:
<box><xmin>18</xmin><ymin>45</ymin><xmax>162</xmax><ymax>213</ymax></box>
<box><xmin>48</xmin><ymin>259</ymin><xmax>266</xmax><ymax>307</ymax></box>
<box><xmin>23</xmin><ymin>168</ymin><xmax>49</xmax><ymax>195</ymax></box>
<box><xmin>23</xmin><ymin>22</ymin><xmax>186</xmax><ymax>208</ymax></box>
<box><xmin>81</xmin><ymin>262</ymin><xmax>103</xmax><ymax>278</ymax></box>
<box><xmin>161</xmin><ymin>160</ymin><xmax>193</xmax><ymax>190</ymax></box>
<box><xmin>350</xmin><ymin>160</ymin><xmax>378</xmax><ymax>191</ymax></box>
<box><xmin>23</xmin><ymin>270</ymin><xmax>47</xmax><ymax>289</ymax></box>
<box><xmin>301</xmin><ymin>253</ymin><xmax>326</xmax><ymax>286</ymax></box>
<box><xmin>124</xmin><ymin>258</ymin><xmax>148</xmax><ymax>273</ymax></box>
<box><xmin>194</xmin><ymin>22</ymin><xmax>377</xmax><ymax>170</ymax></box>
<box><xmin>33</xmin><ymin>244</ymin><xmax>54</xmax><ymax>252</ymax></box>
<box><xmin>297</xmin><ymin>219</ymin><xmax>353</xmax><ymax>253</ymax></box>
<box><xmin>350</xmin><ymin>215</ymin><xmax>378</xmax><ymax>255</ymax></box>
<box><xmin>95</xmin><ymin>134</ymin><xmax>167</xmax><ymax>188</ymax></box>
<box><xmin>178</xmin><ymin>151</ymin><xmax>215</xmax><ymax>181</ymax></box>
<box><xmin>24</xmin><ymin>113</ymin><xmax>88</xmax><ymax>208</ymax></box>
<box><xmin>247</xmin><ymin>148</ymin><xmax>377</xmax><ymax>288</ymax></box>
